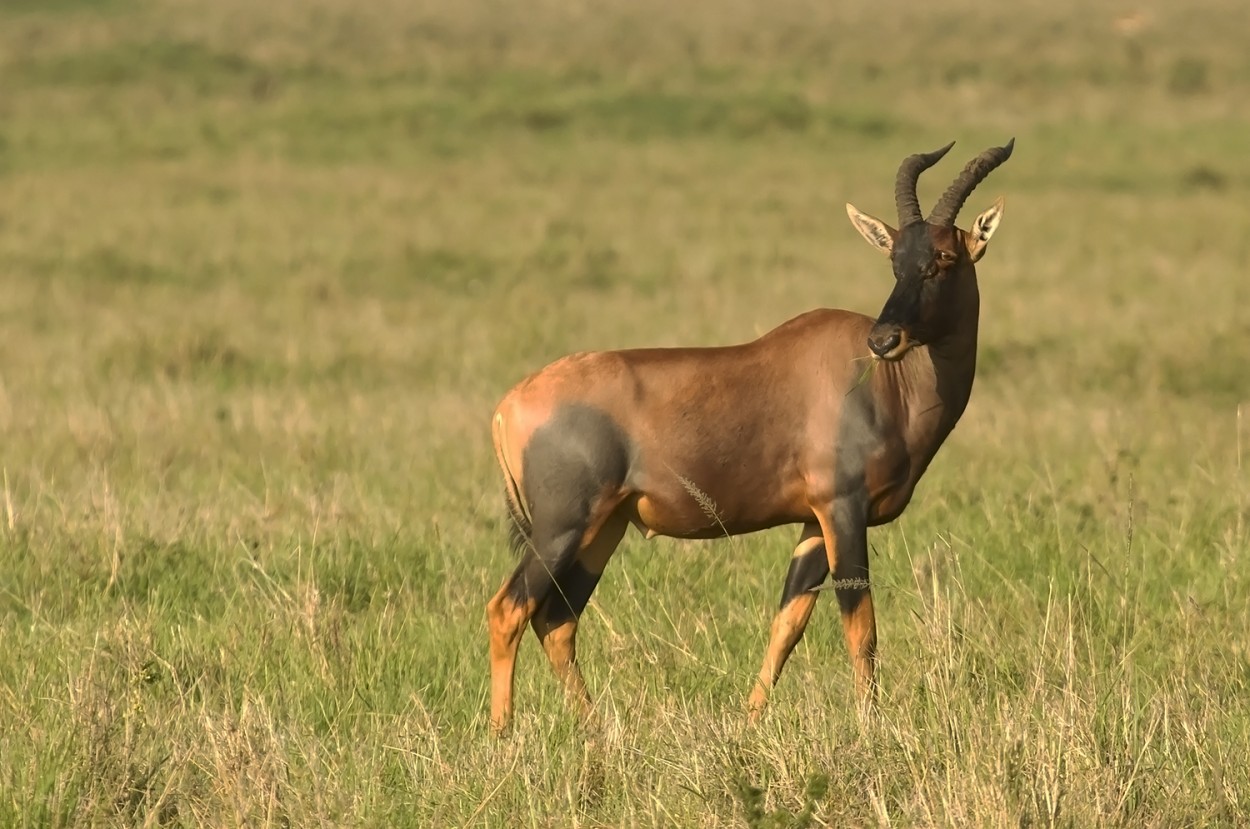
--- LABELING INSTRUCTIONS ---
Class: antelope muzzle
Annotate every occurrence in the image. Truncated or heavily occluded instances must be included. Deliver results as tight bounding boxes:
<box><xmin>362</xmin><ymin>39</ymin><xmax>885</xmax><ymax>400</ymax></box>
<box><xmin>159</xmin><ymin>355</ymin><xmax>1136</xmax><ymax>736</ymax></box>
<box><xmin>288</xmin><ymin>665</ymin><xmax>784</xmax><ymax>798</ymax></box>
<box><xmin>868</xmin><ymin>265</ymin><xmax>924</xmax><ymax>361</ymax></box>
<box><xmin>867</xmin><ymin>322</ymin><xmax>911</xmax><ymax>361</ymax></box>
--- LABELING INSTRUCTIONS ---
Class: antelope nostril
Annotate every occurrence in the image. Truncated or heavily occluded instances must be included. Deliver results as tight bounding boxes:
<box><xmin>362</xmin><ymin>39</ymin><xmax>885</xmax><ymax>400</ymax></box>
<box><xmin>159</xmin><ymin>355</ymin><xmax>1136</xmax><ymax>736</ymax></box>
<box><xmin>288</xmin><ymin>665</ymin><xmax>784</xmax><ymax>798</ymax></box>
<box><xmin>869</xmin><ymin>332</ymin><xmax>901</xmax><ymax>357</ymax></box>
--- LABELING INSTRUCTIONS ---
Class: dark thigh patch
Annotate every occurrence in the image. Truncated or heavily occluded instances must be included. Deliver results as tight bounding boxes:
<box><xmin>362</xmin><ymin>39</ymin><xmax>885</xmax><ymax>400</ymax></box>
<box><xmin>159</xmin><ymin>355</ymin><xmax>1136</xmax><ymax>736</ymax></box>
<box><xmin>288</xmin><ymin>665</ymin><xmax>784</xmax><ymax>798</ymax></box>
<box><xmin>507</xmin><ymin>404</ymin><xmax>634</xmax><ymax>609</ymax></box>
<box><xmin>524</xmin><ymin>405</ymin><xmax>631</xmax><ymax>491</ymax></box>
<box><xmin>542</xmin><ymin>561</ymin><xmax>602</xmax><ymax>626</ymax></box>
<box><xmin>522</xmin><ymin>403</ymin><xmax>633</xmax><ymax>538</ymax></box>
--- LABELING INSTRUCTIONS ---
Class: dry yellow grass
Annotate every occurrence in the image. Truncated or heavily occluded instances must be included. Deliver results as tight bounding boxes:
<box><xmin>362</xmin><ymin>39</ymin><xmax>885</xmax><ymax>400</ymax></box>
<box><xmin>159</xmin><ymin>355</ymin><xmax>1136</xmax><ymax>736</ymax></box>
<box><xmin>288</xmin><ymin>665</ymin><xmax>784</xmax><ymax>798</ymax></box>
<box><xmin>1</xmin><ymin>0</ymin><xmax>1249</xmax><ymax>825</ymax></box>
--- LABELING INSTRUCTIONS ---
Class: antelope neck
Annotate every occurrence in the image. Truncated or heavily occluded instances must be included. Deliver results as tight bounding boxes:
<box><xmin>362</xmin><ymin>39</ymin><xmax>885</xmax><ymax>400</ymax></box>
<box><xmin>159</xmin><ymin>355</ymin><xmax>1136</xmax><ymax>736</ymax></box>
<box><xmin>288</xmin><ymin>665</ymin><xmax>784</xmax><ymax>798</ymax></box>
<box><xmin>879</xmin><ymin>280</ymin><xmax>980</xmax><ymax>434</ymax></box>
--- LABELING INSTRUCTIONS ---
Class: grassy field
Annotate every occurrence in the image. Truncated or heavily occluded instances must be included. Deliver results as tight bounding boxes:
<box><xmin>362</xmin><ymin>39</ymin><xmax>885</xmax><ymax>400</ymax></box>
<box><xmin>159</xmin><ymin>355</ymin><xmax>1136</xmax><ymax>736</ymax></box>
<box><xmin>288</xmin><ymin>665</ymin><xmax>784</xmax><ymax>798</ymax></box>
<box><xmin>3</xmin><ymin>0</ymin><xmax>1250</xmax><ymax>825</ymax></box>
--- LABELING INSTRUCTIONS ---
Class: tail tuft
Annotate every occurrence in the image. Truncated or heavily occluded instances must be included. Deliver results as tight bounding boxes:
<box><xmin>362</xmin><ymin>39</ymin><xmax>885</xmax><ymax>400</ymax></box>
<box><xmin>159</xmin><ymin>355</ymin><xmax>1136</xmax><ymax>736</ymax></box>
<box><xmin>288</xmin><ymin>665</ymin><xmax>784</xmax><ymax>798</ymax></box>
<box><xmin>494</xmin><ymin>409</ymin><xmax>532</xmax><ymax>556</ymax></box>
<box><xmin>505</xmin><ymin>489</ymin><xmax>532</xmax><ymax>556</ymax></box>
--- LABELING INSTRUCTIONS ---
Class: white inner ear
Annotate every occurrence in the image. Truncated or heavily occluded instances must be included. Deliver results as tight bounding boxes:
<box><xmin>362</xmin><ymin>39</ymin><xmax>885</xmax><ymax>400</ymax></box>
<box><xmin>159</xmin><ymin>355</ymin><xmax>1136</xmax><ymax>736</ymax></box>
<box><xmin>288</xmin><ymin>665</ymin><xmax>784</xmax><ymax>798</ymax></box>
<box><xmin>966</xmin><ymin>197</ymin><xmax>1005</xmax><ymax>264</ymax></box>
<box><xmin>972</xmin><ymin>197</ymin><xmax>1005</xmax><ymax>243</ymax></box>
<box><xmin>845</xmin><ymin>203</ymin><xmax>895</xmax><ymax>255</ymax></box>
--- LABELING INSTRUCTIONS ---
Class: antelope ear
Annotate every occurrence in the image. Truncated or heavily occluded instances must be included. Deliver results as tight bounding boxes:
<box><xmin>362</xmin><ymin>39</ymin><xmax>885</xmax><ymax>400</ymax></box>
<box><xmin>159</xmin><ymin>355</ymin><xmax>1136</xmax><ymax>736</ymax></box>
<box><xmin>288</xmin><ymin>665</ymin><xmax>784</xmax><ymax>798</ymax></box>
<box><xmin>965</xmin><ymin>196</ymin><xmax>1005</xmax><ymax>263</ymax></box>
<box><xmin>846</xmin><ymin>204</ymin><xmax>896</xmax><ymax>255</ymax></box>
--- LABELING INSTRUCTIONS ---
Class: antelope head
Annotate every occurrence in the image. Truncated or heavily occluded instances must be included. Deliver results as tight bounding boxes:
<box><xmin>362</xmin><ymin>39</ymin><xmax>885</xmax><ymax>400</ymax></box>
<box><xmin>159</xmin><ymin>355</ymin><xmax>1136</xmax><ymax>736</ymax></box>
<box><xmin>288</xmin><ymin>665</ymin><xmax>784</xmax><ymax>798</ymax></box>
<box><xmin>846</xmin><ymin>140</ymin><xmax>1014</xmax><ymax>361</ymax></box>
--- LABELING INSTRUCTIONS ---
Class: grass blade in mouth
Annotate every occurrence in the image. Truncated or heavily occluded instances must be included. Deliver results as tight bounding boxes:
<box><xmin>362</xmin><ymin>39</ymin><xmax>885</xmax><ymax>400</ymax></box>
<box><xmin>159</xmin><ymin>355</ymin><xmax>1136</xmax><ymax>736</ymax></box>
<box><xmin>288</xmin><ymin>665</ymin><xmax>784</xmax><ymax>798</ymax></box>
<box><xmin>850</xmin><ymin>355</ymin><xmax>879</xmax><ymax>393</ymax></box>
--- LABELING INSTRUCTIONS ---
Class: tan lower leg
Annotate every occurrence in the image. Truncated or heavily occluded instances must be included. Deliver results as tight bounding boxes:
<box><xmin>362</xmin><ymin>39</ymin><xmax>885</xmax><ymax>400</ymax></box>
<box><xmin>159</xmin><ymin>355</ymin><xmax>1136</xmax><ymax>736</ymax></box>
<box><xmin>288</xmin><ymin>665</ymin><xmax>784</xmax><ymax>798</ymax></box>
<box><xmin>487</xmin><ymin>587</ymin><xmax>536</xmax><ymax>734</ymax></box>
<box><xmin>747</xmin><ymin>591</ymin><xmax>819</xmax><ymax>720</ymax></box>
<box><xmin>532</xmin><ymin>614</ymin><xmax>593</xmax><ymax>717</ymax></box>
<box><xmin>839</xmin><ymin>589</ymin><xmax>877</xmax><ymax>706</ymax></box>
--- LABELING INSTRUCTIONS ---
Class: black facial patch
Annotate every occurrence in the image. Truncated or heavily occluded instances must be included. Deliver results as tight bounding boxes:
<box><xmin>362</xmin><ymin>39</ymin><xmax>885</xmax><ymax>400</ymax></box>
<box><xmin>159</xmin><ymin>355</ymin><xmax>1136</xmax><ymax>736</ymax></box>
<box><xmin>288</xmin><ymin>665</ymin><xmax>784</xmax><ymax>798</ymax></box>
<box><xmin>890</xmin><ymin>224</ymin><xmax>938</xmax><ymax>283</ymax></box>
<box><xmin>876</xmin><ymin>273</ymin><xmax>925</xmax><ymax>330</ymax></box>
<box><xmin>876</xmin><ymin>224</ymin><xmax>937</xmax><ymax>329</ymax></box>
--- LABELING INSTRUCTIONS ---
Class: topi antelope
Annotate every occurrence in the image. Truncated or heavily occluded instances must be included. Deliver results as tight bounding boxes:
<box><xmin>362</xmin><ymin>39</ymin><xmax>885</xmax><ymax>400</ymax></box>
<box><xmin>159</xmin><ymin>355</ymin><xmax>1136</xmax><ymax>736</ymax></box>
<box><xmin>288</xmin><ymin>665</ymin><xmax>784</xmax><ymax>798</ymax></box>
<box><xmin>486</xmin><ymin>140</ymin><xmax>1014</xmax><ymax>733</ymax></box>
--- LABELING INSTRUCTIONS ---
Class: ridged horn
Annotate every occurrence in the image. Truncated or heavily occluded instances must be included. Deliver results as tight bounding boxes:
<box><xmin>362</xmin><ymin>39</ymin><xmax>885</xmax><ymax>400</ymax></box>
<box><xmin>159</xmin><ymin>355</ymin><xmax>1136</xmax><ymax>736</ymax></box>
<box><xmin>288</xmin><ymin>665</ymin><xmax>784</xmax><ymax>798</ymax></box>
<box><xmin>894</xmin><ymin>141</ymin><xmax>956</xmax><ymax>228</ymax></box>
<box><xmin>928</xmin><ymin>139</ymin><xmax>1015</xmax><ymax>227</ymax></box>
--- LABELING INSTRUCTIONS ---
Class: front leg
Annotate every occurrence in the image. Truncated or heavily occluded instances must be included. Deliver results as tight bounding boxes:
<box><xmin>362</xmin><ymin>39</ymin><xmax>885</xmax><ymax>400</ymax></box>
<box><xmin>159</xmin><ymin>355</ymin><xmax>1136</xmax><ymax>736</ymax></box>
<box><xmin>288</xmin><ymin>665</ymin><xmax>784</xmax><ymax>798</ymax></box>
<box><xmin>747</xmin><ymin>522</ymin><xmax>829</xmax><ymax>721</ymax></box>
<box><xmin>813</xmin><ymin>501</ymin><xmax>877</xmax><ymax>708</ymax></box>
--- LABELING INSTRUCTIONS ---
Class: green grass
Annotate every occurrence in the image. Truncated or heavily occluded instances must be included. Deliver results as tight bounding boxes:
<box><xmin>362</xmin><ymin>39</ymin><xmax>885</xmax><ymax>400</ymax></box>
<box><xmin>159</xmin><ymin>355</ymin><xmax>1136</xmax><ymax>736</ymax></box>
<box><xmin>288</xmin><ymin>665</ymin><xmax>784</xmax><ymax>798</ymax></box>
<box><xmin>2</xmin><ymin>0</ymin><xmax>1250</xmax><ymax>825</ymax></box>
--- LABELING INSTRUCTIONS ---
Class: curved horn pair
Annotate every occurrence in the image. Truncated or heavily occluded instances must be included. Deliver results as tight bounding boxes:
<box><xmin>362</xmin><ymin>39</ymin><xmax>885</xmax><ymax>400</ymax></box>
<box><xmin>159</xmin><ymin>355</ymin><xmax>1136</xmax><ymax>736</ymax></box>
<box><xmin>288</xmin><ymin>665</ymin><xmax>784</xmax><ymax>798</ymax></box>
<box><xmin>893</xmin><ymin>139</ymin><xmax>1015</xmax><ymax>228</ymax></box>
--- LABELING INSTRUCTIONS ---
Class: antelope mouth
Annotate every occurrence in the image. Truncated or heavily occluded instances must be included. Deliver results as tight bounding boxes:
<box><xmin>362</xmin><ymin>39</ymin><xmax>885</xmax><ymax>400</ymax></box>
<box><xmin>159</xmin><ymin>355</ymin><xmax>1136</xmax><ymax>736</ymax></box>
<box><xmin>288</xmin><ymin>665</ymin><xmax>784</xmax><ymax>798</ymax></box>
<box><xmin>872</xmin><ymin>343</ymin><xmax>911</xmax><ymax>362</ymax></box>
<box><xmin>867</xmin><ymin>328</ymin><xmax>915</xmax><ymax>362</ymax></box>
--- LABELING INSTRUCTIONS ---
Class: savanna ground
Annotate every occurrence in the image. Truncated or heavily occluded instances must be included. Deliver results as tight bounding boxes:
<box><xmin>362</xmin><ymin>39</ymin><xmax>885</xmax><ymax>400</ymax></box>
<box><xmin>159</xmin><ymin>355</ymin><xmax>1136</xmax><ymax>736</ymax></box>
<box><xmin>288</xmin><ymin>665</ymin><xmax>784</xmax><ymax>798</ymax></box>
<box><xmin>2</xmin><ymin>0</ymin><xmax>1250</xmax><ymax>825</ymax></box>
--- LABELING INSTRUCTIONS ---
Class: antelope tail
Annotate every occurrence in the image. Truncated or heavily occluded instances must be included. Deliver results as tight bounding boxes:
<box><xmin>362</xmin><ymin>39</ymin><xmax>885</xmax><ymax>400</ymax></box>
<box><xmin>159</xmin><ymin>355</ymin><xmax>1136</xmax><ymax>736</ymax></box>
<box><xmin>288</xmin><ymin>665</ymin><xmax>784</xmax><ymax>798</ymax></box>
<box><xmin>493</xmin><ymin>412</ymin><xmax>532</xmax><ymax>555</ymax></box>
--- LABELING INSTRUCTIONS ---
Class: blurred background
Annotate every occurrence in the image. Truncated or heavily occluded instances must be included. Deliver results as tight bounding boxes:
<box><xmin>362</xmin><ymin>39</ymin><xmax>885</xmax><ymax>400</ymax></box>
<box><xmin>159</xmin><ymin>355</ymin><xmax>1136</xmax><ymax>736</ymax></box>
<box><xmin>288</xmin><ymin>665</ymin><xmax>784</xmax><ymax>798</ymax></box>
<box><xmin>2</xmin><ymin>0</ymin><xmax>1249</xmax><ymax>825</ymax></box>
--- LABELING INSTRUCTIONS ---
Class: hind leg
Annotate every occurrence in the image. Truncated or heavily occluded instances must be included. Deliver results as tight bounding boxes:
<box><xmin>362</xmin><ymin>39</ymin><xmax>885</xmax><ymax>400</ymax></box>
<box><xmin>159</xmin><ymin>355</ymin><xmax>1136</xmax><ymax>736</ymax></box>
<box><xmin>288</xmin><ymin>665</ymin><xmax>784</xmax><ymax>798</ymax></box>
<box><xmin>487</xmin><ymin>491</ymin><xmax>628</xmax><ymax>735</ymax></box>
<box><xmin>747</xmin><ymin>523</ymin><xmax>829</xmax><ymax>721</ymax></box>
<box><xmin>530</xmin><ymin>513</ymin><xmax>628</xmax><ymax>721</ymax></box>
<box><xmin>487</xmin><ymin>519</ymin><xmax>585</xmax><ymax>734</ymax></box>
<box><xmin>487</xmin><ymin>580</ymin><xmax>537</xmax><ymax>735</ymax></box>
<box><xmin>487</xmin><ymin>404</ymin><xmax>632</xmax><ymax>734</ymax></box>
<box><xmin>486</xmin><ymin>568</ymin><xmax>539</xmax><ymax>735</ymax></box>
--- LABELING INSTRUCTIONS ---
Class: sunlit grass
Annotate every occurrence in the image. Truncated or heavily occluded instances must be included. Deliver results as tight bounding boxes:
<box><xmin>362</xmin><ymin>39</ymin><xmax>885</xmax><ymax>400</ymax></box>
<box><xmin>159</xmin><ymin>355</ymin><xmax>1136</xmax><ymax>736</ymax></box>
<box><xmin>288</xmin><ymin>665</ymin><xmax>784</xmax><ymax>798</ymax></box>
<box><xmin>1</xmin><ymin>0</ymin><xmax>1249</xmax><ymax>825</ymax></box>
